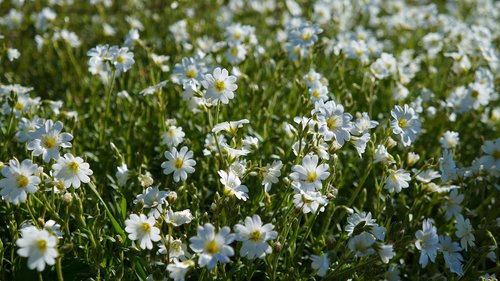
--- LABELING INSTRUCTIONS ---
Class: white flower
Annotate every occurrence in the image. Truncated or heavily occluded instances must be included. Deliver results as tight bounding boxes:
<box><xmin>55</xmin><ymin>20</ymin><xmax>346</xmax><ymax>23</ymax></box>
<box><xmin>116</xmin><ymin>163</ymin><xmax>130</xmax><ymax>186</ymax></box>
<box><xmin>166</xmin><ymin>209</ymin><xmax>194</xmax><ymax>227</ymax></box>
<box><xmin>133</xmin><ymin>187</ymin><xmax>169</xmax><ymax>219</ymax></box>
<box><xmin>27</xmin><ymin>120</ymin><xmax>73</xmax><ymax>163</ymax></box>
<box><xmin>225</xmin><ymin>43</ymin><xmax>248</xmax><ymax>64</ymax></box>
<box><xmin>348</xmin><ymin>232</ymin><xmax>376</xmax><ymax>257</ymax></box>
<box><xmin>390</xmin><ymin>105</ymin><xmax>421</xmax><ymax>147</ymax></box>
<box><xmin>124</xmin><ymin>28</ymin><xmax>140</xmax><ymax>47</ymax></box>
<box><xmin>351</xmin><ymin>112</ymin><xmax>379</xmax><ymax>135</ymax></box>
<box><xmin>234</xmin><ymin>215</ymin><xmax>278</xmax><ymax>259</ymax></box>
<box><xmin>51</xmin><ymin>153</ymin><xmax>93</xmax><ymax>189</ymax></box>
<box><xmin>345</xmin><ymin>211</ymin><xmax>377</xmax><ymax>236</ymax></box>
<box><xmin>316</xmin><ymin>100</ymin><xmax>353</xmax><ymax>145</ymax></box>
<box><xmin>373</xmin><ymin>145</ymin><xmax>395</xmax><ymax>165</ymax></box>
<box><xmin>311</xmin><ymin>253</ymin><xmax>329</xmax><ymax>277</ymax></box>
<box><xmin>167</xmin><ymin>260</ymin><xmax>195</xmax><ymax>281</ymax></box>
<box><xmin>212</xmin><ymin>119</ymin><xmax>249</xmax><ymax>135</ymax></box>
<box><xmin>2</xmin><ymin>92</ymin><xmax>40</xmax><ymax>116</ymax></box>
<box><xmin>262</xmin><ymin>160</ymin><xmax>283</xmax><ymax>192</ymax></box>
<box><xmin>16</xmin><ymin>226</ymin><xmax>58</xmax><ymax>272</ymax></box>
<box><xmin>308</xmin><ymin>82</ymin><xmax>329</xmax><ymax>103</ymax></box>
<box><xmin>161</xmin><ymin>146</ymin><xmax>196</xmax><ymax>182</ymax></box>
<box><xmin>443</xmin><ymin>189</ymin><xmax>463</xmax><ymax>221</ymax></box>
<box><xmin>139</xmin><ymin>80</ymin><xmax>168</xmax><ymax>96</ymax></box>
<box><xmin>351</xmin><ymin>133</ymin><xmax>370</xmax><ymax>157</ymax></box>
<box><xmin>439</xmin><ymin>236</ymin><xmax>464</xmax><ymax>276</ymax></box>
<box><xmin>7</xmin><ymin>48</ymin><xmax>20</xmax><ymax>61</ymax></box>
<box><xmin>158</xmin><ymin>235</ymin><xmax>188</xmax><ymax>261</ymax></box>
<box><xmin>124</xmin><ymin>214</ymin><xmax>161</xmax><ymax>250</ymax></box>
<box><xmin>289</xmin><ymin>21</ymin><xmax>322</xmax><ymax>48</ymax></box>
<box><xmin>43</xmin><ymin>220</ymin><xmax>64</xmax><ymax>238</ymax></box>
<box><xmin>384</xmin><ymin>169</ymin><xmax>411</xmax><ymax>193</ymax></box>
<box><xmin>110</xmin><ymin>46</ymin><xmax>135</xmax><ymax>73</ymax></box>
<box><xmin>440</xmin><ymin>131</ymin><xmax>460</xmax><ymax>150</ymax></box>
<box><xmin>151</xmin><ymin>53</ymin><xmax>170</xmax><ymax>72</ymax></box>
<box><xmin>229</xmin><ymin>160</ymin><xmax>247</xmax><ymax>178</ymax></box>
<box><xmin>440</xmin><ymin>149</ymin><xmax>458</xmax><ymax>182</ymax></box>
<box><xmin>16</xmin><ymin>116</ymin><xmax>44</xmax><ymax>143</ymax></box>
<box><xmin>173</xmin><ymin>57</ymin><xmax>207</xmax><ymax>87</ymax></box>
<box><xmin>378</xmin><ymin>244</ymin><xmax>395</xmax><ymax>264</ymax></box>
<box><xmin>422</xmin><ymin>32</ymin><xmax>443</xmax><ymax>58</ymax></box>
<box><xmin>370</xmin><ymin>53</ymin><xmax>397</xmax><ymax>79</ymax></box>
<box><xmin>290</xmin><ymin>154</ymin><xmax>330</xmax><ymax>191</ymax></box>
<box><xmin>455</xmin><ymin>215</ymin><xmax>475</xmax><ymax>251</ymax></box>
<box><xmin>161</xmin><ymin>125</ymin><xmax>185</xmax><ymax>148</ymax></box>
<box><xmin>202</xmin><ymin>67</ymin><xmax>238</xmax><ymax>104</ymax></box>
<box><xmin>218</xmin><ymin>170</ymin><xmax>249</xmax><ymax>201</ymax></box>
<box><xmin>189</xmin><ymin>223</ymin><xmax>235</xmax><ymax>270</ymax></box>
<box><xmin>478</xmin><ymin>138</ymin><xmax>500</xmax><ymax>171</ymax></box>
<box><xmin>415</xmin><ymin>219</ymin><xmax>439</xmax><ymax>268</ymax></box>
<box><xmin>414</xmin><ymin>169</ymin><xmax>440</xmax><ymax>183</ymax></box>
<box><xmin>292</xmin><ymin>186</ymin><xmax>328</xmax><ymax>214</ymax></box>
<box><xmin>303</xmin><ymin>69</ymin><xmax>322</xmax><ymax>87</ymax></box>
<box><xmin>0</xmin><ymin>159</ymin><xmax>40</xmax><ymax>204</ymax></box>
<box><xmin>242</xmin><ymin>136</ymin><xmax>259</xmax><ymax>151</ymax></box>
<box><xmin>346</xmin><ymin>40</ymin><xmax>369</xmax><ymax>63</ymax></box>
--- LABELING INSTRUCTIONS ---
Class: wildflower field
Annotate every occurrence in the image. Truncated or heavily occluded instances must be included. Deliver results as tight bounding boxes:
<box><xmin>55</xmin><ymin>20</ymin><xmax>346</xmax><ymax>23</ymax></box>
<box><xmin>0</xmin><ymin>0</ymin><xmax>499</xmax><ymax>280</ymax></box>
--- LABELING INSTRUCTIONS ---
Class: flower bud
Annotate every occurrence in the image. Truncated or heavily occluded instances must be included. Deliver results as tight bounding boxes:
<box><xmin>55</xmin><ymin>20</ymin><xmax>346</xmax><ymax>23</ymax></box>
<box><xmin>167</xmin><ymin>191</ymin><xmax>177</xmax><ymax>204</ymax></box>
<box><xmin>407</xmin><ymin>152</ymin><xmax>420</xmax><ymax>167</ymax></box>
<box><xmin>62</xmin><ymin>192</ymin><xmax>73</xmax><ymax>205</ymax></box>
<box><xmin>387</xmin><ymin>137</ymin><xmax>397</xmax><ymax>149</ymax></box>
<box><xmin>273</xmin><ymin>241</ymin><xmax>282</xmax><ymax>253</ymax></box>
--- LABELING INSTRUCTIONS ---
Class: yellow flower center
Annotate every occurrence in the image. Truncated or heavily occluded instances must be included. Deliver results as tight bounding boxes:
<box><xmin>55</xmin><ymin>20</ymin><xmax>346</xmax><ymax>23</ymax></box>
<box><xmin>355</xmin><ymin>49</ymin><xmax>363</xmax><ymax>56</ymax></box>
<box><xmin>117</xmin><ymin>55</ymin><xmax>124</xmax><ymax>64</ymax></box>
<box><xmin>355</xmin><ymin>242</ymin><xmax>364</xmax><ymax>252</ymax></box>
<box><xmin>248</xmin><ymin>230</ymin><xmax>262</xmax><ymax>242</ymax></box>
<box><xmin>141</xmin><ymin>222</ymin><xmax>151</xmax><ymax>233</ymax></box>
<box><xmin>326</xmin><ymin>117</ymin><xmax>340</xmax><ymax>130</ymax></box>
<box><xmin>14</xmin><ymin>102</ymin><xmax>24</xmax><ymax>111</ymax></box>
<box><xmin>220</xmin><ymin>183</ymin><xmax>231</xmax><ymax>194</ymax></box>
<box><xmin>171</xmin><ymin>241</ymin><xmax>182</xmax><ymax>251</ymax></box>
<box><xmin>230</xmin><ymin>47</ymin><xmax>238</xmax><ymax>56</ymax></box>
<box><xmin>398</xmin><ymin>118</ymin><xmax>408</xmax><ymax>129</ymax></box>
<box><xmin>17</xmin><ymin>175</ymin><xmax>29</xmax><ymax>188</ymax></box>
<box><xmin>43</xmin><ymin>136</ymin><xmax>57</xmax><ymax>149</ymax></box>
<box><xmin>493</xmin><ymin>150</ymin><xmax>500</xmax><ymax>160</ymax></box>
<box><xmin>301</xmin><ymin>194</ymin><xmax>314</xmax><ymax>204</ymax></box>
<box><xmin>68</xmin><ymin>161</ymin><xmax>79</xmax><ymax>172</ymax></box>
<box><xmin>174</xmin><ymin>158</ymin><xmax>184</xmax><ymax>169</ymax></box>
<box><xmin>471</xmin><ymin>90</ymin><xmax>479</xmax><ymax>98</ymax></box>
<box><xmin>214</xmin><ymin>80</ymin><xmax>225</xmax><ymax>92</ymax></box>
<box><xmin>306</xmin><ymin>171</ymin><xmax>318</xmax><ymax>183</ymax></box>
<box><xmin>233</xmin><ymin>32</ymin><xmax>241</xmax><ymax>40</ymax></box>
<box><xmin>312</xmin><ymin>90</ymin><xmax>320</xmax><ymax>98</ymax></box>
<box><xmin>37</xmin><ymin>239</ymin><xmax>47</xmax><ymax>252</ymax></box>
<box><xmin>185</xmin><ymin>69</ymin><xmax>197</xmax><ymax>79</ymax></box>
<box><xmin>302</xmin><ymin>32</ymin><xmax>313</xmax><ymax>41</ymax></box>
<box><xmin>55</xmin><ymin>180</ymin><xmax>65</xmax><ymax>191</ymax></box>
<box><xmin>205</xmin><ymin>240</ymin><xmax>219</xmax><ymax>255</ymax></box>
<box><xmin>447</xmin><ymin>139</ymin><xmax>456</xmax><ymax>146</ymax></box>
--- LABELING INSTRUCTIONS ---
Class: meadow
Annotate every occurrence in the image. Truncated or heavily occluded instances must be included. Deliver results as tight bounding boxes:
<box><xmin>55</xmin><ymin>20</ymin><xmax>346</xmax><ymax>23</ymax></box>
<box><xmin>0</xmin><ymin>0</ymin><xmax>499</xmax><ymax>280</ymax></box>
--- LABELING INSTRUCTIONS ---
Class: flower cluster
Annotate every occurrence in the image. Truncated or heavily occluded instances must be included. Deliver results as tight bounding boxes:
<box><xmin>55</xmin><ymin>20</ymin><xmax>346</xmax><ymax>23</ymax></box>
<box><xmin>0</xmin><ymin>0</ymin><xmax>498</xmax><ymax>280</ymax></box>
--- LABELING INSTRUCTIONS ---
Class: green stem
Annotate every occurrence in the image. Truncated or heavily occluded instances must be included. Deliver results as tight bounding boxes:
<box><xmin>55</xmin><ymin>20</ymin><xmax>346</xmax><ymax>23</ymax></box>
<box><xmin>56</xmin><ymin>257</ymin><xmax>64</xmax><ymax>281</ymax></box>
<box><xmin>100</xmin><ymin>68</ymin><xmax>116</xmax><ymax>146</ymax></box>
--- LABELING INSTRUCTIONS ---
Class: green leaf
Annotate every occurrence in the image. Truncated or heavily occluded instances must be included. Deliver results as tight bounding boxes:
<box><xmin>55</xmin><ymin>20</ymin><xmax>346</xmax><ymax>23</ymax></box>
<box><xmin>88</xmin><ymin>182</ymin><xmax>126</xmax><ymax>240</ymax></box>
